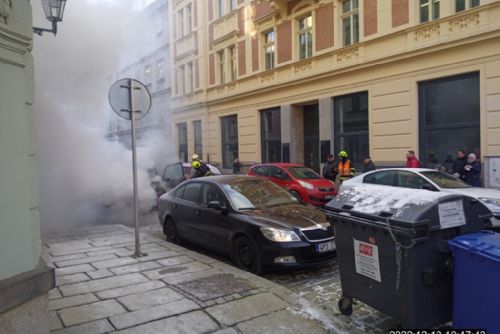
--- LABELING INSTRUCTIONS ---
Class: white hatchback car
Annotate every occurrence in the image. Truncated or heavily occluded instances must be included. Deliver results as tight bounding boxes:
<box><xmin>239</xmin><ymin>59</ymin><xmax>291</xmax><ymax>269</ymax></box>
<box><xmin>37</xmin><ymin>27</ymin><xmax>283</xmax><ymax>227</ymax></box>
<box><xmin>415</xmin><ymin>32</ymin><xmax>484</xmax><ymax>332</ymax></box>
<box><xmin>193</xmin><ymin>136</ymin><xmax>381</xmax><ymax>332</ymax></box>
<box><xmin>341</xmin><ymin>168</ymin><xmax>500</xmax><ymax>227</ymax></box>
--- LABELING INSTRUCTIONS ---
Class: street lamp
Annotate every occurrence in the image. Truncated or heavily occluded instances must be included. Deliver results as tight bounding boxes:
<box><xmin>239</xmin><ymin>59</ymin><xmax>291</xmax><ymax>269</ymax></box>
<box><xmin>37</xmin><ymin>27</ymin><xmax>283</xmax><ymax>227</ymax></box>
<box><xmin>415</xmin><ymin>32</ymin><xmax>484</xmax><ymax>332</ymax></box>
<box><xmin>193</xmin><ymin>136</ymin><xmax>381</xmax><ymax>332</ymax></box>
<box><xmin>33</xmin><ymin>0</ymin><xmax>67</xmax><ymax>36</ymax></box>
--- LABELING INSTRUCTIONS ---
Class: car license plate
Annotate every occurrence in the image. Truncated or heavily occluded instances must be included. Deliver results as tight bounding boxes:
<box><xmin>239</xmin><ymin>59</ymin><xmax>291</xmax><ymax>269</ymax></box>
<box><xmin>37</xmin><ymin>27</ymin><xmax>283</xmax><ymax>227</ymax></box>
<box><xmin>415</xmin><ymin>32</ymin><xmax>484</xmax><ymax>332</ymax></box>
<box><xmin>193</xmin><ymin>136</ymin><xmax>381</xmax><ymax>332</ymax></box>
<box><xmin>324</xmin><ymin>195</ymin><xmax>335</xmax><ymax>200</ymax></box>
<box><xmin>316</xmin><ymin>241</ymin><xmax>336</xmax><ymax>253</ymax></box>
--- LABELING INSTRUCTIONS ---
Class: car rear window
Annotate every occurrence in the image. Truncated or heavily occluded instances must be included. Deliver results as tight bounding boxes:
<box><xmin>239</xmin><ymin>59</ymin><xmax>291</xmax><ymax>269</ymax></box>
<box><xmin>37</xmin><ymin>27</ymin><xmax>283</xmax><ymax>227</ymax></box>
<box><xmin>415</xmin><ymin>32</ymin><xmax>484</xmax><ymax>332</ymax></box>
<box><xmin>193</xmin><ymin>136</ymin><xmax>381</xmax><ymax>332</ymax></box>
<box><xmin>287</xmin><ymin>167</ymin><xmax>321</xmax><ymax>179</ymax></box>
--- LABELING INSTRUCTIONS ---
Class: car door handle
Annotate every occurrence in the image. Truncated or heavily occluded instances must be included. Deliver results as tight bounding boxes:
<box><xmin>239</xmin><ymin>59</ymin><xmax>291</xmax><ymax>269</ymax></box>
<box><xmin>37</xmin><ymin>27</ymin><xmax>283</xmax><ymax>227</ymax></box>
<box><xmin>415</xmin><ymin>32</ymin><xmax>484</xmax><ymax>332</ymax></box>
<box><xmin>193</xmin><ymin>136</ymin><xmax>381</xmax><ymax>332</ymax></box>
<box><xmin>171</xmin><ymin>203</ymin><xmax>177</xmax><ymax>209</ymax></box>
<box><xmin>195</xmin><ymin>210</ymin><xmax>201</xmax><ymax>216</ymax></box>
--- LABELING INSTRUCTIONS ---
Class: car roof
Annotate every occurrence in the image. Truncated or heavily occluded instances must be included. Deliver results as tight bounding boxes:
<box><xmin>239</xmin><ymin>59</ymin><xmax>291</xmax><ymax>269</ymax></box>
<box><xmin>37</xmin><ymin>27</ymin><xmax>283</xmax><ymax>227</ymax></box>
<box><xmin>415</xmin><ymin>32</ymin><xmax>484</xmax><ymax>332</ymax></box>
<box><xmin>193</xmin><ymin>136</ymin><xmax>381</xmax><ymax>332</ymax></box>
<box><xmin>251</xmin><ymin>163</ymin><xmax>303</xmax><ymax>168</ymax></box>
<box><xmin>365</xmin><ymin>168</ymin><xmax>437</xmax><ymax>173</ymax></box>
<box><xmin>183</xmin><ymin>175</ymin><xmax>266</xmax><ymax>185</ymax></box>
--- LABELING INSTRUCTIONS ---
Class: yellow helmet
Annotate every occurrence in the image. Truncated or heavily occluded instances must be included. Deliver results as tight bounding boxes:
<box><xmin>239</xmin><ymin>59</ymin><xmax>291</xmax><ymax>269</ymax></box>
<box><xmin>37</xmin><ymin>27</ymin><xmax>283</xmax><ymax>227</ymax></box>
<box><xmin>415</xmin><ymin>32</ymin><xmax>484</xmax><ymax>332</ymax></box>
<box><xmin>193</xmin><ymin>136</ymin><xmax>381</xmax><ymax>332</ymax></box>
<box><xmin>191</xmin><ymin>161</ymin><xmax>201</xmax><ymax>169</ymax></box>
<box><xmin>339</xmin><ymin>150</ymin><xmax>348</xmax><ymax>158</ymax></box>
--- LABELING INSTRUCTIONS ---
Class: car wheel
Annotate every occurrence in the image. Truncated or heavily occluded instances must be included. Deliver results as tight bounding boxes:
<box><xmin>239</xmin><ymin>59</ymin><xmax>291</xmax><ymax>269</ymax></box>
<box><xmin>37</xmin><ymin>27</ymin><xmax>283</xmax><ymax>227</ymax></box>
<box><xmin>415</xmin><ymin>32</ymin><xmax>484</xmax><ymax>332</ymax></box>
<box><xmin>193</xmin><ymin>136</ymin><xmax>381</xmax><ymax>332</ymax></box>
<box><xmin>233</xmin><ymin>236</ymin><xmax>261</xmax><ymax>274</ymax></box>
<box><xmin>290</xmin><ymin>190</ymin><xmax>301</xmax><ymax>200</ymax></box>
<box><xmin>164</xmin><ymin>217</ymin><xmax>181</xmax><ymax>244</ymax></box>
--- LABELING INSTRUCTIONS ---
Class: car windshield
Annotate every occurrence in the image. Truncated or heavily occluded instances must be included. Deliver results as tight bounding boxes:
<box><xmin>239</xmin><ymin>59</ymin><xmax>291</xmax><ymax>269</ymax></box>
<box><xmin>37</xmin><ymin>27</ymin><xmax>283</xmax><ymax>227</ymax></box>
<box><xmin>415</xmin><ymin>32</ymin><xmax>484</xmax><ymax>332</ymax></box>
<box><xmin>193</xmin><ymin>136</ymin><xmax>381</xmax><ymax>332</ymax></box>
<box><xmin>223</xmin><ymin>180</ymin><xmax>298</xmax><ymax>210</ymax></box>
<box><xmin>287</xmin><ymin>167</ymin><xmax>321</xmax><ymax>179</ymax></box>
<box><xmin>421</xmin><ymin>171</ymin><xmax>470</xmax><ymax>189</ymax></box>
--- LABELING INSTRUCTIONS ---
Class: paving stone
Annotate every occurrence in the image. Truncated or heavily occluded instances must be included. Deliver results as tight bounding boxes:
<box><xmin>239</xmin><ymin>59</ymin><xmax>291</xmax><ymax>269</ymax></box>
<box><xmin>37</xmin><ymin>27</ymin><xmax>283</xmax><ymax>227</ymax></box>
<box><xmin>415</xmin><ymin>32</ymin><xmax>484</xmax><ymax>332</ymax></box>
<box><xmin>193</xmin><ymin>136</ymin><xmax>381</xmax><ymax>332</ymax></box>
<box><xmin>143</xmin><ymin>261</ymin><xmax>211</xmax><ymax>280</ymax></box>
<box><xmin>91</xmin><ymin>236</ymin><xmax>136</xmax><ymax>247</ymax></box>
<box><xmin>156</xmin><ymin>255</ymin><xmax>193</xmax><ymax>267</ymax></box>
<box><xmin>97</xmin><ymin>280</ymin><xmax>166</xmax><ymax>299</ymax></box>
<box><xmin>177</xmin><ymin>273</ymin><xmax>254</xmax><ymax>301</ymax></box>
<box><xmin>87</xmin><ymin>269</ymin><xmax>114</xmax><ymax>279</ymax></box>
<box><xmin>55</xmin><ymin>253</ymin><xmax>117</xmax><ymax>268</ymax></box>
<box><xmin>117</xmin><ymin>287</ymin><xmax>183</xmax><ymax>311</ymax></box>
<box><xmin>49</xmin><ymin>311</ymin><xmax>63</xmax><ymax>331</ymax></box>
<box><xmin>49</xmin><ymin>288</ymin><xmax>62</xmax><ymax>300</ymax></box>
<box><xmin>184</xmin><ymin>250</ymin><xmax>221</xmax><ymax>264</ymax></box>
<box><xmin>110</xmin><ymin>298</ymin><xmax>200</xmax><ymax>330</ymax></box>
<box><xmin>59</xmin><ymin>299</ymin><xmax>126</xmax><ymax>327</ymax></box>
<box><xmin>212</xmin><ymin>328</ymin><xmax>239</xmax><ymax>334</ymax></box>
<box><xmin>49</xmin><ymin>293</ymin><xmax>99</xmax><ymax>311</ymax></box>
<box><xmin>55</xmin><ymin>264</ymin><xmax>95</xmax><ymax>276</ymax></box>
<box><xmin>51</xmin><ymin>319</ymin><xmax>114</xmax><ymax>334</ymax></box>
<box><xmin>161</xmin><ymin>268</ymin><xmax>223</xmax><ymax>285</ymax></box>
<box><xmin>51</xmin><ymin>253</ymin><xmax>89</xmax><ymax>262</ymax></box>
<box><xmin>59</xmin><ymin>273</ymin><xmax>148</xmax><ymax>296</ymax></box>
<box><xmin>56</xmin><ymin>273</ymin><xmax>90</xmax><ymax>286</ymax></box>
<box><xmin>49</xmin><ymin>240</ymin><xmax>93</xmax><ymax>253</ymax></box>
<box><xmin>114</xmin><ymin>310</ymin><xmax>218</xmax><ymax>334</ymax></box>
<box><xmin>135</xmin><ymin>250</ymin><xmax>179</xmax><ymax>262</ymax></box>
<box><xmin>206</xmin><ymin>293</ymin><xmax>287</xmax><ymax>326</ymax></box>
<box><xmin>109</xmin><ymin>261</ymin><xmax>161</xmax><ymax>275</ymax></box>
<box><xmin>85</xmin><ymin>248</ymin><xmax>125</xmax><ymax>257</ymax></box>
<box><xmin>237</xmin><ymin>310</ymin><xmax>327</xmax><ymax>334</ymax></box>
<box><xmin>91</xmin><ymin>257</ymin><xmax>138</xmax><ymax>269</ymax></box>
<box><xmin>124</xmin><ymin>242</ymin><xmax>158</xmax><ymax>251</ymax></box>
<box><xmin>49</xmin><ymin>245</ymin><xmax>115</xmax><ymax>257</ymax></box>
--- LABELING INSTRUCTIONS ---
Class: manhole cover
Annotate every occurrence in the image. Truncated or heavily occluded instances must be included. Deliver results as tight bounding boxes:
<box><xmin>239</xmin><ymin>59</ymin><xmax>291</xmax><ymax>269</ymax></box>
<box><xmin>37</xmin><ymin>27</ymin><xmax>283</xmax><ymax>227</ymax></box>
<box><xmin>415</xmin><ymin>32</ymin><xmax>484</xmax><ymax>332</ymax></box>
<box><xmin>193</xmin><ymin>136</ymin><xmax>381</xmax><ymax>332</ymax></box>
<box><xmin>178</xmin><ymin>273</ymin><xmax>254</xmax><ymax>301</ymax></box>
<box><xmin>158</xmin><ymin>266</ymin><xmax>187</xmax><ymax>274</ymax></box>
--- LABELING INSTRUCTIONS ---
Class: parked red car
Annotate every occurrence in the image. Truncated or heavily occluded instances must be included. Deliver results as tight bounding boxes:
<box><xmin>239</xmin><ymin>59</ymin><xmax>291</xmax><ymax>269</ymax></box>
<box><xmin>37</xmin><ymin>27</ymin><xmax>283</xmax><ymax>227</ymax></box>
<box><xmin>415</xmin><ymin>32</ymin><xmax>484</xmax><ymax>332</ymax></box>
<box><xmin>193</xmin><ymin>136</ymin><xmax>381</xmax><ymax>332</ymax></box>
<box><xmin>247</xmin><ymin>163</ymin><xmax>336</xmax><ymax>206</ymax></box>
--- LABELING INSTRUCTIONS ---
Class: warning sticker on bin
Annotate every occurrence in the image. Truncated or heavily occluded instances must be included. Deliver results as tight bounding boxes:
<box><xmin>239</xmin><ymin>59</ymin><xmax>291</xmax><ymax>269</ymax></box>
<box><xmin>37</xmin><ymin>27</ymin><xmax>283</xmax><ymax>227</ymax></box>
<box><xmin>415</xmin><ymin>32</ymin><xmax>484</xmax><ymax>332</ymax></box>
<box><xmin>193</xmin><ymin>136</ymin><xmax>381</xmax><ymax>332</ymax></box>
<box><xmin>354</xmin><ymin>239</ymin><xmax>381</xmax><ymax>282</ymax></box>
<box><xmin>438</xmin><ymin>200</ymin><xmax>466</xmax><ymax>229</ymax></box>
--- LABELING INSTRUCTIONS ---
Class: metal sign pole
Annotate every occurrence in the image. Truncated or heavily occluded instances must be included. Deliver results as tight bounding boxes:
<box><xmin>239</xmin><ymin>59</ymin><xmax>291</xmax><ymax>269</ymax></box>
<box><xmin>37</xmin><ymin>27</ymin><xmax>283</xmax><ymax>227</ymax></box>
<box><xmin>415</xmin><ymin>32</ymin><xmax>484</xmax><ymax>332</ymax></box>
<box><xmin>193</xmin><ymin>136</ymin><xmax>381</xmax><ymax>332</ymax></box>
<box><xmin>128</xmin><ymin>79</ymin><xmax>143</xmax><ymax>258</ymax></box>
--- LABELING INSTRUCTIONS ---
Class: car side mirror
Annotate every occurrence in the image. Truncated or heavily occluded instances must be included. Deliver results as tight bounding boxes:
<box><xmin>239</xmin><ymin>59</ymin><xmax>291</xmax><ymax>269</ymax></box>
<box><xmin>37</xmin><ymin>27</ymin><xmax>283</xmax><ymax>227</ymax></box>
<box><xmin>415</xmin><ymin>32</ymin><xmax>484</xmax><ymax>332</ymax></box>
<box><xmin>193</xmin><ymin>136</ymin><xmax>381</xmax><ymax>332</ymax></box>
<box><xmin>208</xmin><ymin>201</ymin><xmax>227</xmax><ymax>213</ymax></box>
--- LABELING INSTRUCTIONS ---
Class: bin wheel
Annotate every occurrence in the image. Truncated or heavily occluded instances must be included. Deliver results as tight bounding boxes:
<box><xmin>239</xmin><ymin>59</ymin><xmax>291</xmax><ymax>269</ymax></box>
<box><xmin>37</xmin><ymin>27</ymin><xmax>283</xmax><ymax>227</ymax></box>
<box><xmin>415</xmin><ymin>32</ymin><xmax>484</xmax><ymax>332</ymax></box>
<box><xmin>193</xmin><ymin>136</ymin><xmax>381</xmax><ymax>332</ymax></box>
<box><xmin>338</xmin><ymin>297</ymin><xmax>353</xmax><ymax>316</ymax></box>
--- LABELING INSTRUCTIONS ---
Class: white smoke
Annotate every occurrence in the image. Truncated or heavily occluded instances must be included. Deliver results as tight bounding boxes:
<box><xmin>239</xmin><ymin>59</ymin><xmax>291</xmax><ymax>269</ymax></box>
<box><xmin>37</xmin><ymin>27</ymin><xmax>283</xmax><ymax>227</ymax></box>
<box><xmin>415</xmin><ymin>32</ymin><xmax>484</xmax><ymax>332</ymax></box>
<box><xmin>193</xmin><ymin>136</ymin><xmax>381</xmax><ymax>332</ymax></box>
<box><xmin>33</xmin><ymin>0</ymin><xmax>173</xmax><ymax>232</ymax></box>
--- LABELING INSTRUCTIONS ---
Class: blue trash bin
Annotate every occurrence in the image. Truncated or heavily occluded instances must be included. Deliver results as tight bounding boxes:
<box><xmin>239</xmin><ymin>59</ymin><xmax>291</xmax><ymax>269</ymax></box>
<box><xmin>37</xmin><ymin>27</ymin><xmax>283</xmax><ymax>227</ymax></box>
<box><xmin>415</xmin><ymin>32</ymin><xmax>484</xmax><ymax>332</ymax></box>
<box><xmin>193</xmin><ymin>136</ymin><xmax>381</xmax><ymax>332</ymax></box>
<box><xmin>448</xmin><ymin>230</ymin><xmax>500</xmax><ymax>332</ymax></box>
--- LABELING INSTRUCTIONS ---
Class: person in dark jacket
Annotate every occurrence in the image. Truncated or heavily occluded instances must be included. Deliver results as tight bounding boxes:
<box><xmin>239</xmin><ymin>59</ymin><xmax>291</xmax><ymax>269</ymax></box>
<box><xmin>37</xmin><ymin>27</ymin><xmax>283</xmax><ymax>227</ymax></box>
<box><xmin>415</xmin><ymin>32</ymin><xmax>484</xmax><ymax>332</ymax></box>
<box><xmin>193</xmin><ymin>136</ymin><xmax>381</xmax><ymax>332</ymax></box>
<box><xmin>232</xmin><ymin>158</ymin><xmax>241</xmax><ymax>174</ymax></box>
<box><xmin>322</xmin><ymin>154</ymin><xmax>338</xmax><ymax>182</ymax></box>
<box><xmin>452</xmin><ymin>149</ymin><xmax>467</xmax><ymax>181</ymax></box>
<box><xmin>363</xmin><ymin>156</ymin><xmax>376</xmax><ymax>173</ymax></box>
<box><xmin>464</xmin><ymin>153</ymin><xmax>481</xmax><ymax>187</ymax></box>
<box><xmin>405</xmin><ymin>150</ymin><xmax>422</xmax><ymax>168</ymax></box>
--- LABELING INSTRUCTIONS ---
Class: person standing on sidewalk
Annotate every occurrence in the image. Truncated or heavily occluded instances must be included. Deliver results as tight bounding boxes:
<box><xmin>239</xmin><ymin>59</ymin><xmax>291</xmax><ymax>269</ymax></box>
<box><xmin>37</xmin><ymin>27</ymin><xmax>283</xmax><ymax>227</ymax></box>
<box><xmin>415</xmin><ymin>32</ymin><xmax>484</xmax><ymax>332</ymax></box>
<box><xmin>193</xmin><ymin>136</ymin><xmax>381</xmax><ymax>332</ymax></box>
<box><xmin>322</xmin><ymin>154</ymin><xmax>338</xmax><ymax>182</ymax></box>
<box><xmin>363</xmin><ymin>156</ymin><xmax>376</xmax><ymax>173</ymax></box>
<box><xmin>233</xmin><ymin>158</ymin><xmax>241</xmax><ymax>174</ymax></box>
<box><xmin>338</xmin><ymin>151</ymin><xmax>355</xmax><ymax>182</ymax></box>
<box><xmin>452</xmin><ymin>149</ymin><xmax>467</xmax><ymax>181</ymax></box>
<box><xmin>405</xmin><ymin>150</ymin><xmax>422</xmax><ymax>168</ymax></box>
<box><xmin>464</xmin><ymin>153</ymin><xmax>481</xmax><ymax>187</ymax></box>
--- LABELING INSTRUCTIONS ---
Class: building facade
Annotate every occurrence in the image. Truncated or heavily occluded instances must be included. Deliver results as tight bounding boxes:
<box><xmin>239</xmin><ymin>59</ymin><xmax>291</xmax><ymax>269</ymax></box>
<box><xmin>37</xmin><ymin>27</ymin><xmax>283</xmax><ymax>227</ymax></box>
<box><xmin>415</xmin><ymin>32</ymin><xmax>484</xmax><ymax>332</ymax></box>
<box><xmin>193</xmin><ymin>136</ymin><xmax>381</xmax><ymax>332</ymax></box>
<box><xmin>108</xmin><ymin>0</ymin><xmax>171</xmax><ymax>152</ymax></box>
<box><xmin>0</xmin><ymin>1</ymin><xmax>54</xmax><ymax>333</ymax></box>
<box><xmin>170</xmin><ymin>0</ymin><xmax>500</xmax><ymax>181</ymax></box>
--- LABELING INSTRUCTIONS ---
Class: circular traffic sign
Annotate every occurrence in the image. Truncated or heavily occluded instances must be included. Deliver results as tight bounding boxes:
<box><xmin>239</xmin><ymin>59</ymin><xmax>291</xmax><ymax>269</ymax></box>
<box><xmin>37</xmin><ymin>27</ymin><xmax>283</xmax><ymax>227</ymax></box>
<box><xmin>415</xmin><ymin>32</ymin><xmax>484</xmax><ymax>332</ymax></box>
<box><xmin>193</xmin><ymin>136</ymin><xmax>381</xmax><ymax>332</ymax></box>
<box><xmin>108</xmin><ymin>78</ymin><xmax>151</xmax><ymax>120</ymax></box>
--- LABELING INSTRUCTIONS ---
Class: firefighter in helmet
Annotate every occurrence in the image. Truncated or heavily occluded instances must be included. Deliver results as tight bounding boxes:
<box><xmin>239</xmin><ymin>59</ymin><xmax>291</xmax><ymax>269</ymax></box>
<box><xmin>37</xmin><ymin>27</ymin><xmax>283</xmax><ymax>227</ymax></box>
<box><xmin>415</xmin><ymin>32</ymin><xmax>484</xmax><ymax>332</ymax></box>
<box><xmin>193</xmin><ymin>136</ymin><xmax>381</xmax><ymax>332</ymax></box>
<box><xmin>337</xmin><ymin>150</ymin><xmax>355</xmax><ymax>182</ymax></box>
<box><xmin>191</xmin><ymin>154</ymin><xmax>211</xmax><ymax>178</ymax></box>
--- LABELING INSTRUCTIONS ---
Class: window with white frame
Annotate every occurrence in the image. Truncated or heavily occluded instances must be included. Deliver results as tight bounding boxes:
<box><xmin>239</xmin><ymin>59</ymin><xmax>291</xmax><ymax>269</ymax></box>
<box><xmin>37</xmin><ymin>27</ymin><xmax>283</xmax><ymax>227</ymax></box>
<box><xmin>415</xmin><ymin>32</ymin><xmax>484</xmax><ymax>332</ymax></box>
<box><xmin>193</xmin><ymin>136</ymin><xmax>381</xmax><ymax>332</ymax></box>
<box><xmin>157</xmin><ymin>59</ymin><xmax>165</xmax><ymax>82</ymax></box>
<box><xmin>299</xmin><ymin>15</ymin><xmax>313</xmax><ymax>60</ymax></box>
<box><xmin>218</xmin><ymin>0</ymin><xmax>225</xmax><ymax>18</ymax></box>
<box><xmin>419</xmin><ymin>0</ymin><xmax>440</xmax><ymax>23</ymax></box>
<box><xmin>186</xmin><ymin>4</ymin><xmax>192</xmax><ymax>34</ymax></box>
<box><xmin>264</xmin><ymin>30</ymin><xmax>275</xmax><ymax>70</ymax></box>
<box><xmin>342</xmin><ymin>0</ymin><xmax>359</xmax><ymax>46</ymax></box>
<box><xmin>229</xmin><ymin>46</ymin><xmax>236</xmax><ymax>81</ymax></box>
<box><xmin>145</xmin><ymin>65</ymin><xmax>152</xmax><ymax>86</ymax></box>
<box><xmin>455</xmin><ymin>0</ymin><xmax>479</xmax><ymax>12</ymax></box>
<box><xmin>177</xmin><ymin>9</ymin><xmax>184</xmax><ymax>38</ymax></box>
<box><xmin>186</xmin><ymin>62</ymin><xmax>194</xmax><ymax>93</ymax></box>
<box><xmin>229</xmin><ymin>0</ymin><xmax>237</xmax><ymax>11</ymax></box>
<box><xmin>217</xmin><ymin>50</ymin><xmax>225</xmax><ymax>84</ymax></box>
<box><xmin>179</xmin><ymin>65</ymin><xmax>185</xmax><ymax>95</ymax></box>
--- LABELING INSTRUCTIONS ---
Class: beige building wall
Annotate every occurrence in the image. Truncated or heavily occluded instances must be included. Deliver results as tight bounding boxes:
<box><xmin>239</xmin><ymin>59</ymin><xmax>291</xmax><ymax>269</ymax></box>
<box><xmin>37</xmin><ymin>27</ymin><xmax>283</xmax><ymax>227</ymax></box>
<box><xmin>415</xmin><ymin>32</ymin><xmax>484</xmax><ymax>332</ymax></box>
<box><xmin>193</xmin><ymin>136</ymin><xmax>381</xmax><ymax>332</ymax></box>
<box><xmin>170</xmin><ymin>0</ymin><xmax>500</xmax><ymax>170</ymax></box>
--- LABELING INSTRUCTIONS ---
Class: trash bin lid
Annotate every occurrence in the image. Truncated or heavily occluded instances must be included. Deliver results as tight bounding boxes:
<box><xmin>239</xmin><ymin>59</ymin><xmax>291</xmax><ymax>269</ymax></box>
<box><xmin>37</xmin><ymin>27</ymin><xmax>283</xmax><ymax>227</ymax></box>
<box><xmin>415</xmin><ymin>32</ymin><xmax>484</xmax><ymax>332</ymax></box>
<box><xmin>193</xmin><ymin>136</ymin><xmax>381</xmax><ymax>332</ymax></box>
<box><xmin>326</xmin><ymin>185</ymin><xmax>491</xmax><ymax>230</ymax></box>
<box><xmin>449</xmin><ymin>231</ymin><xmax>500</xmax><ymax>263</ymax></box>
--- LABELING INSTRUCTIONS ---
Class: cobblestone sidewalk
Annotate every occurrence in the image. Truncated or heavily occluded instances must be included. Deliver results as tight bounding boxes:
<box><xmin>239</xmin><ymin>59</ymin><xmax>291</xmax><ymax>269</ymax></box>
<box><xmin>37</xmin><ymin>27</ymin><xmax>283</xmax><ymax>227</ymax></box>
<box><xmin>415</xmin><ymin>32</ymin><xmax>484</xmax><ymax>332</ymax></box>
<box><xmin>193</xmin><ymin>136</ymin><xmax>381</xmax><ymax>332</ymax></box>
<box><xmin>43</xmin><ymin>225</ymin><xmax>357</xmax><ymax>334</ymax></box>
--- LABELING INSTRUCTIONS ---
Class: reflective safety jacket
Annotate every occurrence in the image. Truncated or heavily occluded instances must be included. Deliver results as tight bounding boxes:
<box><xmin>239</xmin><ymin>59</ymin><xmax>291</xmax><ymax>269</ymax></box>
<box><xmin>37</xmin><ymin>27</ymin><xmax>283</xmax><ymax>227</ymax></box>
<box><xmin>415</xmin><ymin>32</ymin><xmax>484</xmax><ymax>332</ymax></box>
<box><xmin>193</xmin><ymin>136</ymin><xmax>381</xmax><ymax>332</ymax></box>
<box><xmin>338</xmin><ymin>159</ymin><xmax>355</xmax><ymax>180</ymax></box>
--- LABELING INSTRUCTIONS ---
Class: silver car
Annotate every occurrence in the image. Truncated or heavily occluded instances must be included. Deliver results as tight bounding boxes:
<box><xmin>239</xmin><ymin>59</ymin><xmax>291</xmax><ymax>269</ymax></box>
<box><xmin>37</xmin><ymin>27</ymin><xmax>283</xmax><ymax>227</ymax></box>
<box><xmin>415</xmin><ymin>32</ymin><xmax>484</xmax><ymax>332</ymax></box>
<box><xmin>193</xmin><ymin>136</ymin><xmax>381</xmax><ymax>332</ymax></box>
<box><xmin>341</xmin><ymin>168</ymin><xmax>500</xmax><ymax>227</ymax></box>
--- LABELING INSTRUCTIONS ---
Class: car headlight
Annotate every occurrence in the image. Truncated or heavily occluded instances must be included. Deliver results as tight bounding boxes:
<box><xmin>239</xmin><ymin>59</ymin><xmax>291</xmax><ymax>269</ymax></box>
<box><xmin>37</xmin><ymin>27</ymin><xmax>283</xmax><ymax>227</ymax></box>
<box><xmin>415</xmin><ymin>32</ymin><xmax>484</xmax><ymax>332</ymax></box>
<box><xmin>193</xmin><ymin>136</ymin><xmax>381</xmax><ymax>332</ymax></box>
<box><xmin>298</xmin><ymin>180</ymin><xmax>314</xmax><ymax>190</ymax></box>
<box><xmin>260</xmin><ymin>227</ymin><xmax>301</xmax><ymax>242</ymax></box>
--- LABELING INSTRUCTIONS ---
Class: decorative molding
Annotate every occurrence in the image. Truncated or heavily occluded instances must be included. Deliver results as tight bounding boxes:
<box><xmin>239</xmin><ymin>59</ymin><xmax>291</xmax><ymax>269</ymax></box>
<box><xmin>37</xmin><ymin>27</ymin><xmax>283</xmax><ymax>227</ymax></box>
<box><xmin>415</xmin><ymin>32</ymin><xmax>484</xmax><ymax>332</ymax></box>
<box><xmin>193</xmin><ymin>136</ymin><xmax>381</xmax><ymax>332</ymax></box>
<box><xmin>449</xmin><ymin>13</ymin><xmax>480</xmax><ymax>32</ymax></box>
<box><xmin>414</xmin><ymin>24</ymin><xmax>440</xmax><ymax>41</ymax></box>
<box><xmin>0</xmin><ymin>0</ymin><xmax>12</xmax><ymax>25</ymax></box>
<box><xmin>227</xmin><ymin>83</ymin><xmax>236</xmax><ymax>91</ymax></box>
<box><xmin>260</xmin><ymin>71</ymin><xmax>275</xmax><ymax>83</ymax></box>
<box><xmin>216</xmin><ymin>86</ymin><xmax>225</xmax><ymax>94</ymax></box>
<box><xmin>293</xmin><ymin>60</ymin><xmax>312</xmax><ymax>74</ymax></box>
<box><xmin>336</xmin><ymin>47</ymin><xmax>359</xmax><ymax>63</ymax></box>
